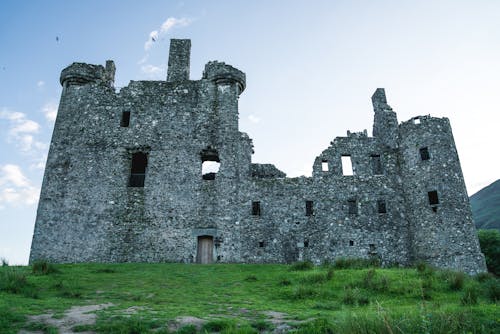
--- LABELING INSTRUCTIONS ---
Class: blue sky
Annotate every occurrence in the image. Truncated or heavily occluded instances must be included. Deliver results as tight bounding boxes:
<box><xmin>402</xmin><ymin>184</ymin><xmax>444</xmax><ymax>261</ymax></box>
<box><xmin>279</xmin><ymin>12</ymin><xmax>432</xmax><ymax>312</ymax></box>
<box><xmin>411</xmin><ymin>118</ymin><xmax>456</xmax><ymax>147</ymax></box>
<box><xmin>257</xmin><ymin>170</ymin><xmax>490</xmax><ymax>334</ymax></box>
<box><xmin>1</xmin><ymin>0</ymin><xmax>499</xmax><ymax>264</ymax></box>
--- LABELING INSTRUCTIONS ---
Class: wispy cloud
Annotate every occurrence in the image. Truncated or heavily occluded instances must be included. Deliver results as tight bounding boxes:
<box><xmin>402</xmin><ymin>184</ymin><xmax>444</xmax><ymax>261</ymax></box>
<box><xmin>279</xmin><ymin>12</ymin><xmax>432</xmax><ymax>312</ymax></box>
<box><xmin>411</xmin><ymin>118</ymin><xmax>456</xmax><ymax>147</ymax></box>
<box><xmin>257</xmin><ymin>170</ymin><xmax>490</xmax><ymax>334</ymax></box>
<box><xmin>0</xmin><ymin>108</ymin><xmax>47</xmax><ymax>153</ymax></box>
<box><xmin>144</xmin><ymin>17</ymin><xmax>193</xmax><ymax>51</ymax></box>
<box><xmin>0</xmin><ymin>164</ymin><xmax>39</xmax><ymax>207</ymax></box>
<box><xmin>37</xmin><ymin>81</ymin><xmax>45</xmax><ymax>88</ymax></box>
<box><xmin>140</xmin><ymin>64</ymin><xmax>165</xmax><ymax>79</ymax></box>
<box><xmin>248</xmin><ymin>114</ymin><xmax>261</xmax><ymax>124</ymax></box>
<box><xmin>41</xmin><ymin>102</ymin><xmax>58</xmax><ymax>122</ymax></box>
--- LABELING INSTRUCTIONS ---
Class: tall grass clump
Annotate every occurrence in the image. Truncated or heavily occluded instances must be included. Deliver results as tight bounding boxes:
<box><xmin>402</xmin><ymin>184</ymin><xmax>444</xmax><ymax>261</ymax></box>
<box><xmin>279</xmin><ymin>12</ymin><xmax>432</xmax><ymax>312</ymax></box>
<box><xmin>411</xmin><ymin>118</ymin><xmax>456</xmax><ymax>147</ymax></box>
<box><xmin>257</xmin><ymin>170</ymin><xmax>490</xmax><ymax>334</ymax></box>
<box><xmin>333</xmin><ymin>257</ymin><xmax>380</xmax><ymax>269</ymax></box>
<box><xmin>485</xmin><ymin>279</ymin><xmax>500</xmax><ymax>302</ymax></box>
<box><xmin>31</xmin><ymin>260</ymin><xmax>59</xmax><ymax>275</ymax></box>
<box><xmin>290</xmin><ymin>261</ymin><xmax>314</xmax><ymax>271</ymax></box>
<box><xmin>0</xmin><ymin>268</ymin><xmax>37</xmax><ymax>298</ymax></box>
<box><xmin>448</xmin><ymin>271</ymin><xmax>466</xmax><ymax>291</ymax></box>
<box><xmin>362</xmin><ymin>268</ymin><xmax>390</xmax><ymax>292</ymax></box>
<box><xmin>295</xmin><ymin>318</ymin><xmax>335</xmax><ymax>334</ymax></box>
<box><xmin>461</xmin><ymin>285</ymin><xmax>479</xmax><ymax>305</ymax></box>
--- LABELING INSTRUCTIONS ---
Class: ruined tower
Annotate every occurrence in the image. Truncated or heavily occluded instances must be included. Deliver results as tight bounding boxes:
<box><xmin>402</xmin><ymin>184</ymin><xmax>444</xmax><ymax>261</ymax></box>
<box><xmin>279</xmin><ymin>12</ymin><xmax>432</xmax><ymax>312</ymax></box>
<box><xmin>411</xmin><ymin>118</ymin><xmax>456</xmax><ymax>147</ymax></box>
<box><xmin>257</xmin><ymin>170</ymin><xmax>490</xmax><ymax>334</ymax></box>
<box><xmin>30</xmin><ymin>39</ymin><xmax>486</xmax><ymax>274</ymax></box>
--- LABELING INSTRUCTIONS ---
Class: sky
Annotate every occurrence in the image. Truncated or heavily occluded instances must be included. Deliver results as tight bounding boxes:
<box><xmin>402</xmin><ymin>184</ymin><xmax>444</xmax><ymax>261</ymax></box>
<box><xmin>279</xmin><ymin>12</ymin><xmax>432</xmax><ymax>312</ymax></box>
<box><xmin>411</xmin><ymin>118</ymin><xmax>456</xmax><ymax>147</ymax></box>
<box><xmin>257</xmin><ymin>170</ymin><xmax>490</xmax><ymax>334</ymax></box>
<box><xmin>0</xmin><ymin>0</ymin><xmax>499</xmax><ymax>265</ymax></box>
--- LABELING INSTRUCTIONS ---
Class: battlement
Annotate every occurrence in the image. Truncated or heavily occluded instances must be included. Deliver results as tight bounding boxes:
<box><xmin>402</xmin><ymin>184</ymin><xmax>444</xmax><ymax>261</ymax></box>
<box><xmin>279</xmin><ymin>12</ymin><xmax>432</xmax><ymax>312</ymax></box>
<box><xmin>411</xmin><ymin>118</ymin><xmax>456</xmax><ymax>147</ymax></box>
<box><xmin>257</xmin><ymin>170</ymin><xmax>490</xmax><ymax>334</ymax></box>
<box><xmin>203</xmin><ymin>61</ymin><xmax>246</xmax><ymax>93</ymax></box>
<box><xmin>60</xmin><ymin>60</ymin><xmax>115</xmax><ymax>87</ymax></box>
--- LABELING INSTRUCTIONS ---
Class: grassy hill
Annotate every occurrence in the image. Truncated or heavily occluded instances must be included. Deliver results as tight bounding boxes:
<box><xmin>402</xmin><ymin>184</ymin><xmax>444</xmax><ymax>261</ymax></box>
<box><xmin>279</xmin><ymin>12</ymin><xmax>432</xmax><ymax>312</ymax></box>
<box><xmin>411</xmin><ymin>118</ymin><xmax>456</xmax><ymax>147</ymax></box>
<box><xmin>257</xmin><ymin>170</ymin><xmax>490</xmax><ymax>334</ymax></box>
<box><xmin>471</xmin><ymin>179</ymin><xmax>500</xmax><ymax>230</ymax></box>
<box><xmin>0</xmin><ymin>261</ymin><xmax>499</xmax><ymax>334</ymax></box>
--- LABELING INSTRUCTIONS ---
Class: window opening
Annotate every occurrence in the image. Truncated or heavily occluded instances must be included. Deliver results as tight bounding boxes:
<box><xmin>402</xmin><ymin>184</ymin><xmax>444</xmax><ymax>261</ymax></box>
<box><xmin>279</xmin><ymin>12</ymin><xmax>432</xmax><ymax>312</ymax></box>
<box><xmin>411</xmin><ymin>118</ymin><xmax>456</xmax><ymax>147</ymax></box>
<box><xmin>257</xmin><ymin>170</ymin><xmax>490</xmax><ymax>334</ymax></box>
<box><xmin>377</xmin><ymin>199</ymin><xmax>387</xmax><ymax>214</ymax></box>
<box><xmin>306</xmin><ymin>200</ymin><xmax>313</xmax><ymax>216</ymax></box>
<box><xmin>321</xmin><ymin>159</ymin><xmax>329</xmax><ymax>172</ymax></box>
<box><xmin>428</xmin><ymin>190</ymin><xmax>439</xmax><ymax>205</ymax></box>
<box><xmin>201</xmin><ymin>147</ymin><xmax>220</xmax><ymax>180</ymax></box>
<box><xmin>371</xmin><ymin>154</ymin><xmax>382</xmax><ymax>175</ymax></box>
<box><xmin>420</xmin><ymin>147</ymin><xmax>430</xmax><ymax>161</ymax></box>
<box><xmin>128</xmin><ymin>152</ymin><xmax>148</xmax><ymax>187</ymax></box>
<box><xmin>349</xmin><ymin>240</ymin><xmax>354</xmax><ymax>246</ymax></box>
<box><xmin>348</xmin><ymin>199</ymin><xmax>357</xmax><ymax>215</ymax></box>
<box><xmin>252</xmin><ymin>201</ymin><xmax>261</xmax><ymax>216</ymax></box>
<box><xmin>258</xmin><ymin>241</ymin><xmax>264</xmax><ymax>248</ymax></box>
<box><xmin>304</xmin><ymin>240</ymin><xmax>309</xmax><ymax>248</ymax></box>
<box><xmin>414</xmin><ymin>118</ymin><xmax>421</xmax><ymax>124</ymax></box>
<box><xmin>120</xmin><ymin>111</ymin><xmax>130</xmax><ymax>127</ymax></box>
<box><xmin>341</xmin><ymin>155</ymin><xmax>354</xmax><ymax>175</ymax></box>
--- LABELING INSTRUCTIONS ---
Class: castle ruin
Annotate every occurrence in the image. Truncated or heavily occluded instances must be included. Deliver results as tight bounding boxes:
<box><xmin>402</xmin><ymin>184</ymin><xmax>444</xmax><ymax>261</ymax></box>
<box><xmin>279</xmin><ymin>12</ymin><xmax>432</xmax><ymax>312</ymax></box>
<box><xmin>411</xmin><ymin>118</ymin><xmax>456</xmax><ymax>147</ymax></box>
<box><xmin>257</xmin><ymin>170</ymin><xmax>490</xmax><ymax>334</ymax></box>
<box><xmin>30</xmin><ymin>39</ymin><xmax>486</xmax><ymax>274</ymax></box>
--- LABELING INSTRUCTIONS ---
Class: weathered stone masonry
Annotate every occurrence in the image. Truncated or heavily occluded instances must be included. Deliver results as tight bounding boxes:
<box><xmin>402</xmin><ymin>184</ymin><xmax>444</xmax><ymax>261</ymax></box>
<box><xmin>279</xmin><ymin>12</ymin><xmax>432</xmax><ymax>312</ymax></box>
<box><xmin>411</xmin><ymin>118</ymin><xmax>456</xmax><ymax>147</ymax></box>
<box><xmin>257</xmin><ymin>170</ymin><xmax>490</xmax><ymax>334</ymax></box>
<box><xmin>30</xmin><ymin>39</ymin><xmax>486</xmax><ymax>274</ymax></box>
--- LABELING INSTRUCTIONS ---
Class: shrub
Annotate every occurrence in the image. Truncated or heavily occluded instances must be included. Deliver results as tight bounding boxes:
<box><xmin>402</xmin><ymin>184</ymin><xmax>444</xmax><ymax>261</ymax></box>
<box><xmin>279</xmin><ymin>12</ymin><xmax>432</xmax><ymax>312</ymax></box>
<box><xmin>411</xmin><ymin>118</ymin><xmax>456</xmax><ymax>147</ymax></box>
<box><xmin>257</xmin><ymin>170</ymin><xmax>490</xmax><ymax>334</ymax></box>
<box><xmin>290</xmin><ymin>261</ymin><xmax>314</xmax><ymax>271</ymax></box>
<box><xmin>461</xmin><ymin>285</ymin><xmax>479</xmax><ymax>305</ymax></box>
<box><xmin>485</xmin><ymin>279</ymin><xmax>500</xmax><ymax>302</ymax></box>
<box><xmin>32</xmin><ymin>260</ymin><xmax>59</xmax><ymax>275</ymax></box>
<box><xmin>478</xmin><ymin>229</ymin><xmax>500</xmax><ymax>276</ymax></box>
<box><xmin>475</xmin><ymin>271</ymin><xmax>494</xmax><ymax>282</ymax></box>
<box><xmin>448</xmin><ymin>271</ymin><xmax>466</xmax><ymax>291</ymax></box>
<box><xmin>333</xmin><ymin>257</ymin><xmax>380</xmax><ymax>269</ymax></box>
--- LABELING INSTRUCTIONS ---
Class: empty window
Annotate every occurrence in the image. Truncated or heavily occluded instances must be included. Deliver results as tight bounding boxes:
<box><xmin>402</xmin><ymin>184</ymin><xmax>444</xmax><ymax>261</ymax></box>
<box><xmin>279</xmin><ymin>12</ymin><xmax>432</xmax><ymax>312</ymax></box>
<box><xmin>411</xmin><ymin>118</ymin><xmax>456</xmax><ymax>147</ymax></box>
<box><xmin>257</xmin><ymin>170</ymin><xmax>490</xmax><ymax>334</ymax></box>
<box><xmin>349</xmin><ymin>240</ymin><xmax>354</xmax><ymax>246</ymax></box>
<box><xmin>321</xmin><ymin>160</ymin><xmax>329</xmax><ymax>172</ymax></box>
<box><xmin>252</xmin><ymin>201</ymin><xmax>261</xmax><ymax>216</ymax></box>
<box><xmin>120</xmin><ymin>111</ymin><xmax>130</xmax><ymax>127</ymax></box>
<box><xmin>306</xmin><ymin>200</ymin><xmax>313</xmax><ymax>216</ymax></box>
<box><xmin>420</xmin><ymin>147</ymin><xmax>430</xmax><ymax>161</ymax></box>
<box><xmin>258</xmin><ymin>241</ymin><xmax>264</xmax><ymax>248</ymax></box>
<box><xmin>413</xmin><ymin>118</ymin><xmax>421</xmax><ymax>125</ymax></box>
<box><xmin>371</xmin><ymin>155</ymin><xmax>382</xmax><ymax>175</ymax></box>
<box><xmin>369</xmin><ymin>244</ymin><xmax>376</xmax><ymax>252</ymax></box>
<box><xmin>341</xmin><ymin>155</ymin><xmax>354</xmax><ymax>175</ymax></box>
<box><xmin>304</xmin><ymin>240</ymin><xmax>309</xmax><ymax>248</ymax></box>
<box><xmin>428</xmin><ymin>190</ymin><xmax>439</xmax><ymax>205</ymax></box>
<box><xmin>201</xmin><ymin>147</ymin><xmax>220</xmax><ymax>180</ymax></box>
<box><xmin>377</xmin><ymin>200</ymin><xmax>387</xmax><ymax>214</ymax></box>
<box><xmin>128</xmin><ymin>152</ymin><xmax>148</xmax><ymax>187</ymax></box>
<box><xmin>348</xmin><ymin>199</ymin><xmax>357</xmax><ymax>215</ymax></box>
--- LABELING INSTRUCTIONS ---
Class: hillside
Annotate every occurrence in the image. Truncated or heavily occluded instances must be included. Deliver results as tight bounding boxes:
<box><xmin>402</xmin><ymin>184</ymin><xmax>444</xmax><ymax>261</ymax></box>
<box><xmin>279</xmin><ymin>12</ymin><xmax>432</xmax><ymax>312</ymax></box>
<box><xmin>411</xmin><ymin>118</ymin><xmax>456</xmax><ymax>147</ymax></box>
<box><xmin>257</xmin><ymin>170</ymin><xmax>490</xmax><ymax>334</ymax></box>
<box><xmin>0</xmin><ymin>262</ymin><xmax>499</xmax><ymax>333</ymax></box>
<box><xmin>471</xmin><ymin>179</ymin><xmax>500</xmax><ymax>230</ymax></box>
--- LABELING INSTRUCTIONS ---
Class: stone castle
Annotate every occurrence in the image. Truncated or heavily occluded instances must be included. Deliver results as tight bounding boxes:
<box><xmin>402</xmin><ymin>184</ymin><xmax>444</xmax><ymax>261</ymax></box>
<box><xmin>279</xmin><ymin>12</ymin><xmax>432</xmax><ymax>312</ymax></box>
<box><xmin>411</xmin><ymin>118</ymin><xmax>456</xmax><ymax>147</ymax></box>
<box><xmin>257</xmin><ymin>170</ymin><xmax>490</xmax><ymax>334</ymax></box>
<box><xmin>30</xmin><ymin>39</ymin><xmax>486</xmax><ymax>274</ymax></box>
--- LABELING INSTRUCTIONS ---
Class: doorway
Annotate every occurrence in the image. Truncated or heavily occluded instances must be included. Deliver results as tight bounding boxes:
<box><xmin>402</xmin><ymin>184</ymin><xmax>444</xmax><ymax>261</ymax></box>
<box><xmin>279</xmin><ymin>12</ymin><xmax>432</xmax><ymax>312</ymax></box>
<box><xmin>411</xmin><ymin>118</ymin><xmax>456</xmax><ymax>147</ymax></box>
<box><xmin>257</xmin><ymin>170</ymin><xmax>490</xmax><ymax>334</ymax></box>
<box><xmin>196</xmin><ymin>236</ymin><xmax>214</xmax><ymax>264</ymax></box>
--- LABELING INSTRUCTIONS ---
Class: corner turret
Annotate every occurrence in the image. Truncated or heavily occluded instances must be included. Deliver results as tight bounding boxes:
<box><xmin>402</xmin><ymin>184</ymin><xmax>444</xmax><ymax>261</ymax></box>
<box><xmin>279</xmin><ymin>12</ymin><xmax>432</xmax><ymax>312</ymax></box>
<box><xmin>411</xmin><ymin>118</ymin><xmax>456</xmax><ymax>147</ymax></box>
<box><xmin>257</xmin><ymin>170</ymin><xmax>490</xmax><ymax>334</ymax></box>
<box><xmin>60</xmin><ymin>61</ymin><xmax>115</xmax><ymax>88</ymax></box>
<box><xmin>203</xmin><ymin>61</ymin><xmax>246</xmax><ymax>94</ymax></box>
<box><xmin>372</xmin><ymin>88</ymin><xmax>398</xmax><ymax>149</ymax></box>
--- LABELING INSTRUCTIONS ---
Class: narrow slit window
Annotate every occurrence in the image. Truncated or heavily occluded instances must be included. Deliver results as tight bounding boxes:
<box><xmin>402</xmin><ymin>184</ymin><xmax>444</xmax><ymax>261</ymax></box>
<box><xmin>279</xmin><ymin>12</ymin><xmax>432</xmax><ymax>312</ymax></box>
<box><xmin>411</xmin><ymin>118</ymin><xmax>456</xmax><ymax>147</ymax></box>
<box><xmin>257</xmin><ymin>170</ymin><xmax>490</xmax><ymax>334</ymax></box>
<box><xmin>305</xmin><ymin>200</ymin><xmax>313</xmax><ymax>216</ymax></box>
<box><xmin>258</xmin><ymin>241</ymin><xmax>264</xmax><ymax>248</ymax></box>
<box><xmin>120</xmin><ymin>111</ymin><xmax>130</xmax><ymax>127</ymax></box>
<box><xmin>252</xmin><ymin>201</ymin><xmax>261</xmax><ymax>216</ymax></box>
<box><xmin>341</xmin><ymin>155</ymin><xmax>354</xmax><ymax>175</ymax></box>
<box><xmin>371</xmin><ymin>154</ymin><xmax>382</xmax><ymax>175</ymax></box>
<box><xmin>201</xmin><ymin>147</ymin><xmax>220</xmax><ymax>180</ymax></box>
<box><xmin>377</xmin><ymin>199</ymin><xmax>387</xmax><ymax>214</ymax></box>
<box><xmin>304</xmin><ymin>240</ymin><xmax>309</xmax><ymax>248</ymax></box>
<box><xmin>349</xmin><ymin>240</ymin><xmax>354</xmax><ymax>246</ymax></box>
<box><xmin>420</xmin><ymin>147</ymin><xmax>430</xmax><ymax>161</ymax></box>
<box><xmin>321</xmin><ymin>160</ymin><xmax>329</xmax><ymax>172</ymax></box>
<box><xmin>128</xmin><ymin>152</ymin><xmax>148</xmax><ymax>187</ymax></box>
<box><xmin>428</xmin><ymin>190</ymin><xmax>439</xmax><ymax>205</ymax></box>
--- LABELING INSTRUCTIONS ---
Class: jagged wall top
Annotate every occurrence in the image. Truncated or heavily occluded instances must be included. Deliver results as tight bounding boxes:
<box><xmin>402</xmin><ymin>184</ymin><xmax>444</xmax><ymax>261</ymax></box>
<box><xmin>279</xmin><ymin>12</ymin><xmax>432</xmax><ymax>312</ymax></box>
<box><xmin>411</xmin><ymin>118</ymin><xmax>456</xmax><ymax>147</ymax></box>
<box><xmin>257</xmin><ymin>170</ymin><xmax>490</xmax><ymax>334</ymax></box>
<box><xmin>60</xmin><ymin>60</ymin><xmax>115</xmax><ymax>87</ymax></box>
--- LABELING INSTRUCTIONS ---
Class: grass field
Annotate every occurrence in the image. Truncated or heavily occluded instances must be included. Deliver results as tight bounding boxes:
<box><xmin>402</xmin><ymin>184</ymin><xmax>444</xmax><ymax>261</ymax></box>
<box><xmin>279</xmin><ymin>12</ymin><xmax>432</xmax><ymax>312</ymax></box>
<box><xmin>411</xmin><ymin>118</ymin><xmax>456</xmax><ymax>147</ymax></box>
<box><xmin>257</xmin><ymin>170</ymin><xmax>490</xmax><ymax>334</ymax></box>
<box><xmin>0</xmin><ymin>260</ymin><xmax>499</xmax><ymax>333</ymax></box>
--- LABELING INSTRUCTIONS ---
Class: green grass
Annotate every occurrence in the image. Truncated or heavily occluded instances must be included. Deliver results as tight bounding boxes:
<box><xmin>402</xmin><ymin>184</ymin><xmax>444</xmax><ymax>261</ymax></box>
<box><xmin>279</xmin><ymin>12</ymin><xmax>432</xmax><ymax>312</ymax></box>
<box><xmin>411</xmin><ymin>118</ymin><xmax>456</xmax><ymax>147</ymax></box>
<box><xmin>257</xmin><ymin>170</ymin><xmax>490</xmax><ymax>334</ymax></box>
<box><xmin>0</xmin><ymin>263</ymin><xmax>498</xmax><ymax>333</ymax></box>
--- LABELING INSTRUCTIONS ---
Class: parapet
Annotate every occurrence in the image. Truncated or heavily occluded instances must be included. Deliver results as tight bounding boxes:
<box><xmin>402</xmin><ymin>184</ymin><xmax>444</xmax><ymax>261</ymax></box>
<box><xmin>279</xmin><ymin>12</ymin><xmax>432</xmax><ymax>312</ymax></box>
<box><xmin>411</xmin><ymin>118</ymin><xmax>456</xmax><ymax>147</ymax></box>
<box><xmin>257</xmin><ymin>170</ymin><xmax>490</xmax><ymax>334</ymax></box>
<box><xmin>203</xmin><ymin>61</ymin><xmax>246</xmax><ymax>93</ymax></box>
<box><xmin>60</xmin><ymin>61</ymin><xmax>115</xmax><ymax>87</ymax></box>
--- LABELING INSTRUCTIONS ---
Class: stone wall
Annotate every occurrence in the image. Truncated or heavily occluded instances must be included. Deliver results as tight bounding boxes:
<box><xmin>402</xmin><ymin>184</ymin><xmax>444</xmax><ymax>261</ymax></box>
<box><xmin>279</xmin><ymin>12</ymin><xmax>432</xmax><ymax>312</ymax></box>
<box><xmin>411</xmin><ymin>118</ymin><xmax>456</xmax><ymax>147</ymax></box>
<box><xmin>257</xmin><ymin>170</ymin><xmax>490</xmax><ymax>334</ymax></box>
<box><xmin>30</xmin><ymin>39</ymin><xmax>486</xmax><ymax>274</ymax></box>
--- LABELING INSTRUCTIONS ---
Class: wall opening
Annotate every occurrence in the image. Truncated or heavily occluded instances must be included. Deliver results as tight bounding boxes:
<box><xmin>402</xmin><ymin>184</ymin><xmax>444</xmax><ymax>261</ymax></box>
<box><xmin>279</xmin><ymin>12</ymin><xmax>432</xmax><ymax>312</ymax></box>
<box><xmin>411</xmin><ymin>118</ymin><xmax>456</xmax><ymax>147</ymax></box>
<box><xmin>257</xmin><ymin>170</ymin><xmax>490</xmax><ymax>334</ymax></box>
<box><xmin>341</xmin><ymin>155</ymin><xmax>354</xmax><ymax>175</ymax></box>
<box><xmin>321</xmin><ymin>159</ymin><xmax>329</xmax><ymax>172</ymax></box>
<box><xmin>120</xmin><ymin>111</ymin><xmax>130</xmax><ymax>127</ymax></box>
<box><xmin>304</xmin><ymin>240</ymin><xmax>309</xmax><ymax>248</ymax></box>
<box><xmin>348</xmin><ymin>199</ymin><xmax>357</xmax><ymax>215</ymax></box>
<box><xmin>258</xmin><ymin>241</ymin><xmax>264</xmax><ymax>248</ymax></box>
<box><xmin>349</xmin><ymin>240</ymin><xmax>354</xmax><ymax>246</ymax></box>
<box><xmin>128</xmin><ymin>152</ymin><xmax>148</xmax><ymax>187</ymax></box>
<box><xmin>420</xmin><ymin>147</ymin><xmax>430</xmax><ymax>161</ymax></box>
<box><xmin>200</xmin><ymin>147</ymin><xmax>220</xmax><ymax>180</ymax></box>
<box><xmin>377</xmin><ymin>199</ymin><xmax>387</xmax><ymax>214</ymax></box>
<box><xmin>252</xmin><ymin>201</ymin><xmax>261</xmax><ymax>216</ymax></box>
<box><xmin>413</xmin><ymin>118</ymin><xmax>421</xmax><ymax>124</ymax></box>
<box><xmin>371</xmin><ymin>154</ymin><xmax>382</xmax><ymax>175</ymax></box>
<box><xmin>196</xmin><ymin>235</ymin><xmax>213</xmax><ymax>264</ymax></box>
<box><xmin>305</xmin><ymin>200</ymin><xmax>313</xmax><ymax>216</ymax></box>
<box><xmin>428</xmin><ymin>190</ymin><xmax>439</xmax><ymax>205</ymax></box>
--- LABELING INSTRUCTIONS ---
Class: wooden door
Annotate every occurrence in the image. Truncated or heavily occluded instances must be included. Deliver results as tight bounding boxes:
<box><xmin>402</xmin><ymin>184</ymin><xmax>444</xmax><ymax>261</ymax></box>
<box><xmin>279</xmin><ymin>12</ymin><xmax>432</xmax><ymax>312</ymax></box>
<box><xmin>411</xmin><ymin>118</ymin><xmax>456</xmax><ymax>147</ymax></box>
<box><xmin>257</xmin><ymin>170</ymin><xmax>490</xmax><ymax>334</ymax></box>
<box><xmin>196</xmin><ymin>236</ymin><xmax>213</xmax><ymax>264</ymax></box>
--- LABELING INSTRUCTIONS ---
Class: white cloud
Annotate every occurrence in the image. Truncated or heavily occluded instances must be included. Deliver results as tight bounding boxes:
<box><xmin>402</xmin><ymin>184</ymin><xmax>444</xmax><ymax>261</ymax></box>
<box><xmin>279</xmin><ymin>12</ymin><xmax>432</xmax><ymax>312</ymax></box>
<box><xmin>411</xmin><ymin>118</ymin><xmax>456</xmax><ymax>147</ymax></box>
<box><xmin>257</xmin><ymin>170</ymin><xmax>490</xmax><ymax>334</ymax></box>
<box><xmin>37</xmin><ymin>81</ymin><xmax>45</xmax><ymax>88</ymax></box>
<box><xmin>143</xmin><ymin>17</ymin><xmax>192</xmax><ymax>51</ymax></box>
<box><xmin>141</xmin><ymin>64</ymin><xmax>165</xmax><ymax>79</ymax></box>
<box><xmin>0</xmin><ymin>164</ymin><xmax>39</xmax><ymax>207</ymax></box>
<box><xmin>248</xmin><ymin>114</ymin><xmax>261</xmax><ymax>124</ymax></box>
<box><xmin>42</xmin><ymin>102</ymin><xmax>58</xmax><ymax>122</ymax></box>
<box><xmin>0</xmin><ymin>108</ymin><xmax>47</xmax><ymax>153</ymax></box>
